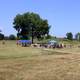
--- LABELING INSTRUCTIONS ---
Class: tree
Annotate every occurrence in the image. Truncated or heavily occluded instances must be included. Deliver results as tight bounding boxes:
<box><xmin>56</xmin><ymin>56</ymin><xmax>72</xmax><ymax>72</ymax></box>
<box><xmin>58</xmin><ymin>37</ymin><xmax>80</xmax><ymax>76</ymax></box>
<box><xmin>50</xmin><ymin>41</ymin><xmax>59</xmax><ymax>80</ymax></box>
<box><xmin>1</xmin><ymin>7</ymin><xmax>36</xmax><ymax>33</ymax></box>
<box><xmin>75</xmin><ymin>32</ymin><xmax>80</xmax><ymax>41</ymax></box>
<box><xmin>0</xmin><ymin>33</ymin><xmax>4</xmax><ymax>40</ymax></box>
<box><xmin>9</xmin><ymin>34</ymin><xmax>16</xmax><ymax>40</ymax></box>
<box><xmin>66</xmin><ymin>32</ymin><xmax>73</xmax><ymax>40</ymax></box>
<box><xmin>13</xmin><ymin>12</ymin><xmax>50</xmax><ymax>43</ymax></box>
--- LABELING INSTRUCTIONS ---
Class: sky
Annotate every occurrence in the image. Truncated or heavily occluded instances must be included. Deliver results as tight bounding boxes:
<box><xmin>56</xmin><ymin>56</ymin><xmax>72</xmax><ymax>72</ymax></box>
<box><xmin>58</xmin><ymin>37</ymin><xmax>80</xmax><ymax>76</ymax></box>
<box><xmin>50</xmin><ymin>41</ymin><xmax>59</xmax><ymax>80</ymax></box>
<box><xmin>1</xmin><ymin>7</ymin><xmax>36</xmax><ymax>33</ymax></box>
<box><xmin>0</xmin><ymin>0</ymin><xmax>80</xmax><ymax>37</ymax></box>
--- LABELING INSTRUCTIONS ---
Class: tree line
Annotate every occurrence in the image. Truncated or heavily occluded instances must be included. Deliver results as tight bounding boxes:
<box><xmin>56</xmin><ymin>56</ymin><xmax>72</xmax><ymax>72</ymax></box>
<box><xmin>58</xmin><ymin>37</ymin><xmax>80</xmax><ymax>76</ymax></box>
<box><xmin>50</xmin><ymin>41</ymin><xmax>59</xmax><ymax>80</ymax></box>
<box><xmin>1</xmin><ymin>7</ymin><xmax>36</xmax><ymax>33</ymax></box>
<box><xmin>0</xmin><ymin>33</ymin><xmax>16</xmax><ymax>40</ymax></box>
<box><xmin>0</xmin><ymin>12</ymin><xmax>80</xmax><ymax>41</ymax></box>
<box><xmin>66</xmin><ymin>32</ymin><xmax>80</xmax><ymax>41</ymax></box>
<box><xmin>13</xmin><ymin>12</ymin><xmax>80</xmax><ymax>41</ymax></box>
<box><xmin>0</xmin><ymin>32</ymin><xmax>80</xmax><ymax>41</ymax></box>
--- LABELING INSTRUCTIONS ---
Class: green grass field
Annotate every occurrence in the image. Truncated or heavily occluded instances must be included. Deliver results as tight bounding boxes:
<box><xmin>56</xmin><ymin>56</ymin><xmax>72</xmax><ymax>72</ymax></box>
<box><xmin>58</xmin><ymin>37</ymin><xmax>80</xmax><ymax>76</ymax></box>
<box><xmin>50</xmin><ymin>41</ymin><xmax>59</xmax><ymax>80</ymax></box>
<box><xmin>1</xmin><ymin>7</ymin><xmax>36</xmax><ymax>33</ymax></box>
<box><xmin>0</xmin><ymin>40</ymin><xmax>80</xmax><ymax>80</ymax></box>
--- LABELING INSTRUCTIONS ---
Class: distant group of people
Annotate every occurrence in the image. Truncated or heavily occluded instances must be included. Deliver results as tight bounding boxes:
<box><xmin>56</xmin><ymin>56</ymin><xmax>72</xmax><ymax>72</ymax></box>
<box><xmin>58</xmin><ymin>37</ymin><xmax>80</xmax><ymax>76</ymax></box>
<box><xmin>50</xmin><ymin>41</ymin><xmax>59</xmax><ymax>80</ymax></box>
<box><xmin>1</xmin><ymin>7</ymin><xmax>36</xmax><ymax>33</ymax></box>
<box><xmin>0</xmin><ymin>40</ymin><xmax>79</xmax><ymax>49</ymax></box>
<box><xmin>31</xmin><ymin>43</ymin><xmax>66</xmax><ymax>49</ymax></box>
<box><xmin>16</xmin><ymin>40</ymin><xmax>80</xmax><ymax>49</ymax></box>
<box><xmin>31</xmin><ymin>43</ymin><xmax>78</xmax><ymax>49</ymax></box>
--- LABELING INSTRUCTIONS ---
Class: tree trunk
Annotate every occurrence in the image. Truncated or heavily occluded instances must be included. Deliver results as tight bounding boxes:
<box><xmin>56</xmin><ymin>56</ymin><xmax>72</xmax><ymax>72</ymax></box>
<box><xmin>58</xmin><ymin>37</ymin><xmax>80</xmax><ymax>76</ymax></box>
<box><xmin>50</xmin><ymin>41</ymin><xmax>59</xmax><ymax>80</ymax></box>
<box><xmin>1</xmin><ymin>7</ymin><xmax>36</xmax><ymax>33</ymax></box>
<box><xmin>32</xmin><ymin>27</ymin><xmax>34</xmax><ymax>44</ymax></box>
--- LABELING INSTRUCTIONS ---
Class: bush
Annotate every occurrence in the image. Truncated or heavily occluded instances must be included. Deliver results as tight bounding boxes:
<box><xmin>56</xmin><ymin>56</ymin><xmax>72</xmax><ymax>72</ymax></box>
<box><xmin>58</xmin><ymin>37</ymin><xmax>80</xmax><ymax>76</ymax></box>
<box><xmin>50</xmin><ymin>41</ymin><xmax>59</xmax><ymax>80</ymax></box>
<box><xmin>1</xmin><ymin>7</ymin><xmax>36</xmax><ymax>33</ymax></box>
<box><xmin>9</xmin><ymin>34</ymin><xmax>16</xmax><ymax>40</ymax></box>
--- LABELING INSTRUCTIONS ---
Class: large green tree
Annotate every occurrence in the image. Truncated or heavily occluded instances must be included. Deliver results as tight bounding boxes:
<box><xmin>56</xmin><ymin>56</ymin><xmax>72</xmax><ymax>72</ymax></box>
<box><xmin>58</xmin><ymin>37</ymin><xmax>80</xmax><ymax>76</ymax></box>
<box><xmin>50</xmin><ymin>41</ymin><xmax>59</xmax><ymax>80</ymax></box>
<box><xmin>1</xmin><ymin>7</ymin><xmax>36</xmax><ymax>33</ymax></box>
<box><xmin>13</xmin><ymin>12</ymin><xmax>50</xmax><ymax>43</ymax></box>
<box><xmin>66</xmin><ymin>32</ymin><xmax>73</xmax><ymax>40</ymax></box>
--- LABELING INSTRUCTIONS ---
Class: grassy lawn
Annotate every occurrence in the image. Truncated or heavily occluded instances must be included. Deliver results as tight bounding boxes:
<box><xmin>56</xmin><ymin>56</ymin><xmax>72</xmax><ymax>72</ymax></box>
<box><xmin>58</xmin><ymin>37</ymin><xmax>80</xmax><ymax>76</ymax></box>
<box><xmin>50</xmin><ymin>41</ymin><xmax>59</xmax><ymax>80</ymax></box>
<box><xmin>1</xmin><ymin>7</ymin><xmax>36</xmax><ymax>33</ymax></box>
<box><xmin>0</xmin><ymin>41</ymin><xmax>80</xmax><ymax>80</ymax></box>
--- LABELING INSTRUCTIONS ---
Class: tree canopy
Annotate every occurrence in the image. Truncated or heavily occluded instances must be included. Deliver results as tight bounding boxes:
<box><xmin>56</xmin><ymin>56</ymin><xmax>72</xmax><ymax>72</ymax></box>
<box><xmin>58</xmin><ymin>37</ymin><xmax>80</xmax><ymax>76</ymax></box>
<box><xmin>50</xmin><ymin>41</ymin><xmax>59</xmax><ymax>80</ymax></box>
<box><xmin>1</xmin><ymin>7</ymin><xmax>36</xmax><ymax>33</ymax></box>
<box><xmin>13</xmin><ymin>12</ymin><xmax>50</xmax><ymax>43</ymax></box>
<box><xmin>66</xmin><ymin>32</ymin><xmax>73</xmax><ymax>40</ymax></box>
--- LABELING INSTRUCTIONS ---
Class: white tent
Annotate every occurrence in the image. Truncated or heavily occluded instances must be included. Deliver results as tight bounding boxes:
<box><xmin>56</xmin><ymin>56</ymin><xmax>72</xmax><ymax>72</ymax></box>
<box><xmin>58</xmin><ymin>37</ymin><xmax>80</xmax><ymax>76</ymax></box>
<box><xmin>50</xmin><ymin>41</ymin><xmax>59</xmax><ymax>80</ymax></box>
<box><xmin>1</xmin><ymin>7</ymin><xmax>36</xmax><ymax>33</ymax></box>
<box><xmin>48</xmin><ymin>40</ymin><xmax>58</xmax><ymax>45</ymax></box>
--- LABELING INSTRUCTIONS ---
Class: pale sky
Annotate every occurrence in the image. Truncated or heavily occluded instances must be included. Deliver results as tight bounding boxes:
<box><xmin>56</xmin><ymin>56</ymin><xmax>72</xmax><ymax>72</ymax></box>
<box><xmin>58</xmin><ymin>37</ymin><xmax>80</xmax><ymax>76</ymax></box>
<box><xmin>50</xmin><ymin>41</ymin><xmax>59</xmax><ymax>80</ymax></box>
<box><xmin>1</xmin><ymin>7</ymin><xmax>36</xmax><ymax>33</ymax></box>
<box><xmin>0</xmin><ymin>0</ymin><xmax>80</xmax><ymax>37</ymax></box>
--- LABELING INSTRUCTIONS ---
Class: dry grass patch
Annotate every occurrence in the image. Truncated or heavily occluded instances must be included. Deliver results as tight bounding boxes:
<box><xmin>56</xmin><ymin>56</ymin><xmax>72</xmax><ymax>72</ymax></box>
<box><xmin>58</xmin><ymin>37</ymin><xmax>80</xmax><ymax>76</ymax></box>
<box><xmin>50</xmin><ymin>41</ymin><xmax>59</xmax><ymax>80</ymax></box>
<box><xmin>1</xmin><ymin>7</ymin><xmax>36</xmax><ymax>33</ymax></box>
<box><xmin>0</xmin><ymin>41</ymin><xmax>80</xmax><ymax>80</ymax></box>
